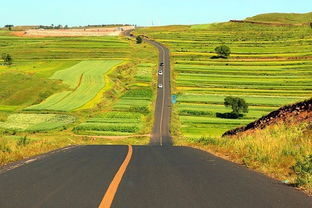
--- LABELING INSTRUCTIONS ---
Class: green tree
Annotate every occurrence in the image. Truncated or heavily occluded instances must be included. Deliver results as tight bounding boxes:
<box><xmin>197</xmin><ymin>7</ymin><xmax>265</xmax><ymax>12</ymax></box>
<box><xmin>1</xmin><ymin>53</ymin><xmax>13</xmax><ymax>65</ymax></box>
<box><xmin>224</xmin><ymin>96</ymin><xmax>248</xmax><ymax>116</ymax></box>
<box><xmin>215</xmin><ymin>45</ymin><xmax>231</xmax><ymax>58</ymax></box>
<box><xmin>136</xmin><ymin>36</ymin><xmax>143</xmax><ymax>44</ymax></box>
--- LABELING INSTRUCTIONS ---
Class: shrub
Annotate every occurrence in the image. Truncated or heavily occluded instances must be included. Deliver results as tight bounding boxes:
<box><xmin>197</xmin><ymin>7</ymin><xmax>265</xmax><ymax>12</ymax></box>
<box><xmin>136</xmin><ymin>36</ymin><xmax>143</xmax><ymax>44</ymax></box>
<box><xmin>214</xmin><ymin>45</ymin><xmax>231</xmax><ymax>58</ymax></box>
<box><xmin>1</xmin><ymin>53</ymin><xmax>13</xmax><ymax>65</ymax></box>
<box><xmin>293</xmin><ymin>155</ymin><xmax>312</xmax><ymax>187</ymax></box>
<box><xmin>17</xmin><ymin>136</ymin><xmax>30</xmax><ymax>146</ymax></box>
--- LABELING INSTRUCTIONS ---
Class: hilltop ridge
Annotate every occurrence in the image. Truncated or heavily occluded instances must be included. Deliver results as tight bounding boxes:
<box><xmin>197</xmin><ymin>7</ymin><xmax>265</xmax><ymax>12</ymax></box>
<box><xmin>245</xmin><ymin>12</ymin><xmax>312</xmax><ymax>24</ymax></box>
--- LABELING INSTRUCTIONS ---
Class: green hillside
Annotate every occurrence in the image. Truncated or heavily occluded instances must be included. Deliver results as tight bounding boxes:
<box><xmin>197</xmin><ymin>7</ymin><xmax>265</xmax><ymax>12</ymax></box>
<box><xmin>245</xmin><ymin>12</ymin><xmax>312</xmax><ymax>24</ymax></box>
<box><xmin>25</xmin><ymin>60</ymin><xmax>123</xmax><ymax>112</ymax></box>
<box><xmin>0</xmin><ymin>31</ymin><xmax>157</xmax><ymax>136</ymax></box>
<box><xmin>137</xmin><ymin>22</ymin><xmax>312</xmax><ymax>192</ymax></box>
<box><xmin>137</xmin><ymin>21</ymin><xmax>312</xmax><ymax>138</ymax></box>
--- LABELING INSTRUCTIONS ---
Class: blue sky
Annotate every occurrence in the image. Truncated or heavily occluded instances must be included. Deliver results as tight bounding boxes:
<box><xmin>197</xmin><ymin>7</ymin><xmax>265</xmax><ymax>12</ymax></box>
<box><xmin>1</xmin><ymin>0</ymin><xmax>311</xmax><ymax>26</ymax></box>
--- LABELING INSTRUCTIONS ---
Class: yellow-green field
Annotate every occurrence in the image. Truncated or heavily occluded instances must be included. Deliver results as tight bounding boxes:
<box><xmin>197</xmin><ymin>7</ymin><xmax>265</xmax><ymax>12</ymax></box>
<box><xmin>137</xmin><ymin>23</ymin><xmax>312</xmax><ymax>138</ymax></box>
<box><xmin>0</xmin><ymin>31</ymin><xmax>158</xmax><ymax>135</ymax></box>
<box><xmin>74</xmin><ymin>63</ymin><xmax>156</xmax><ymax>136</ymax></box>
<box><xmin>0</xmin><ymin>28</ymin><xmax>157</xmax><ymax>165</ymax></box>
<box><xmin>25</xmin><ymin>60</ymin><xmax>123</xmax><ymax>112</ymax></box>
<box><xmin>137</xmin><ymin>21</ymin><xmax>312</xmax><ymax>193</ymax></box>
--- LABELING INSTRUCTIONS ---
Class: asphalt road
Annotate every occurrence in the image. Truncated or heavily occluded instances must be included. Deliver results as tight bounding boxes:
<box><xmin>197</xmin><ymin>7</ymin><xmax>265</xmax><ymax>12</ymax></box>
<box><xmin>123</xmin><ymin>30</ymin><xmax>172</xmax><ymax>146</ymax></box>
<box><xmin>0</xmin><ymin>34</ymin><xmax>311</xmax><ymax>207</ymax></box>
<box><xmin>1</xmin><ymin>145</ymin><xmax>311</xmax><ymax>208</ymax></box>
<box><xmin>145</xmin><ymin>39</ymin><xmax>172</xmax><ymax>146</ymax></box>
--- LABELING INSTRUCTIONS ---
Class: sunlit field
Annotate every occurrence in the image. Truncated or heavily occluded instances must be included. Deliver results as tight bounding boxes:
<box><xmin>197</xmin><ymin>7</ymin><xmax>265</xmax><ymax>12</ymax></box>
<box><xmin>137</xmin><ymin>23</ymin><xmax>312</xmax><ymax>137</ymax></box>
<box><xmin>0</xmin><ymin>31</ymin><xmax>158</xmax><ymax>135</ymax></box>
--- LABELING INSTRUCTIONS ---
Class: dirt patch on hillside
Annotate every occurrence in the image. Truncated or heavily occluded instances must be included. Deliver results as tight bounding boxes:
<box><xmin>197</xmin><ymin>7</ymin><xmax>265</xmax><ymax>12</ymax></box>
<box><xmin>12</xmin><ymin>26</ymin><xmax>135</xmax><ymax>37</ymax></box>
<box><xmin>11</xmin><ymin>31</ymin><xmax>26</xmax><ymax>37</ymax></box>
<box><xmin>223</xmin><ymin>98</ymin><xmax>312</xmax><ymax>137</ymax></box>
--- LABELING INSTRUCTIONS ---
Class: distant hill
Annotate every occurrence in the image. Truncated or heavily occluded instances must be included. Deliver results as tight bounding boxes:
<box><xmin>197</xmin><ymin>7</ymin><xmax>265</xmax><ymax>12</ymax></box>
<box><xmin>245</xmin><ymin>12</ymin><xmax>312</xmax><ymax>24</ymax></box>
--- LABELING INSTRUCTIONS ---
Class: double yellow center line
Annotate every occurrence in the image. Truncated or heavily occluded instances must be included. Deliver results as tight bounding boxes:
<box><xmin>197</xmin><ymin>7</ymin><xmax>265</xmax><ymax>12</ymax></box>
<box><xmin>98</xmin><ymin>145</ymin><xmax>133</xmax><ymax>208</ymax></box>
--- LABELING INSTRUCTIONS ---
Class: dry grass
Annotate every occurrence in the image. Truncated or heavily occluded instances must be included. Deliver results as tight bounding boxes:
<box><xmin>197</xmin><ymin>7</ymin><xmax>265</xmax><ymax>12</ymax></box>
<box><xmin>179</xmin><ymin>122</ymin><xmax>312</xmax><ymax>194</ymax></box>
<box><xmin>0</xmin><ymin>131</ymin><xmax>149</xmax><ymax>167</ymax></box>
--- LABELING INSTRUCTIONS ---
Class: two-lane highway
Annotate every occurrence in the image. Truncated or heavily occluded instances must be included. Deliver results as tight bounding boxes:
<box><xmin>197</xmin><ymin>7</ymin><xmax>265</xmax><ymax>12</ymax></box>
<box><xmin>124</xmin><ymin>30</ymin><xmax>172</xmax><ymax>146</ymax></box>
<box><xmin>1</xmin><ymin>145</ymin><xmax>311</xmax><ymax>207</ymax></box>
<box><xmin>146</xmin><ymin>39</ymin><xmax>172</xmax><ymax>146</ymax></box>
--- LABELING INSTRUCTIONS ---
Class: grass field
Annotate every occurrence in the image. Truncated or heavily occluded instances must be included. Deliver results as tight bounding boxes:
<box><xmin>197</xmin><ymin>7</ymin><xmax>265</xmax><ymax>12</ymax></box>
<box><xmin>74</xmin><ymin>63</ymin><xmax>156</xmax><ymax>136</ymax></box>
<box><xmin>0</xmin><ymin>33</ymin><xmax>132</xmax><ymax>132</ymax></box>
<box><xmin>245</xmin><ymin>12</ymin><xmax>312</xmax><ymax>24</ymax></box>
<box><xmin>0</xmin><ymin>28</ymin><xmax>157</xmax><ymax>164</ymax></box>
<box><xmin>0</xmin><ymin>29</ymin><xmax>157</xmax><ymax>136</ymax></box>
<box><xmin>25</xmin><ymin>60</ymin><xmax>123</xmax><ymax>111</ymax></box>
<box><xmin>137</xmin><ymin>22</ymin><xmax>312</xmax><ymax>138</ymax></box>
<box><xmin>0</xmin><ymin>71</ymin><xmax>66</xmax><ymax>107</ymax></box>
<box><xmin>0</xmin><ymin>113</ymin><xmax>75</xmax><ymax>132</ymax></box>
<box><xmin>0</xmin><ymin>34</ymin><xmax>132</xmax><ymax>108</ymax></box>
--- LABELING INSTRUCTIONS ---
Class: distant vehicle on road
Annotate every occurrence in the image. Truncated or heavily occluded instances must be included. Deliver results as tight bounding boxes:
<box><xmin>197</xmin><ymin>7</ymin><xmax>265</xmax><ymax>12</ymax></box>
<box><xmin>158</xmin><ymin>70</ymin><xmax>163</xmax><ymax>75</ymax></box>
<box><xmin>160</xmin><ymin>62</ymin><xmax>164</xmax><ymax>66</ymax></box>
<box><xmin>158</xmin><ymin>84</ymin><xmax>163</xmax><ymax>88</ymax></box>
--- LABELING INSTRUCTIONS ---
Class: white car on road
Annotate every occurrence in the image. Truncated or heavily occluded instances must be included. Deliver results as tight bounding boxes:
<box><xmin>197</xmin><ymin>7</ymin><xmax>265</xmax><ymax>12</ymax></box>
<box><xmin>158</xmin><ymin>84</ymin><xmax>163</xmax><ymax>88</ymax></box>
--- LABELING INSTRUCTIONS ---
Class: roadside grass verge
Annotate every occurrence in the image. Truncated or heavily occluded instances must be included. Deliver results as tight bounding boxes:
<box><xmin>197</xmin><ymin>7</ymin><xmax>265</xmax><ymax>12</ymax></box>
<box><xmin>179</xmin><ymin>122</ymin><xmax>312</xmax><ymax>194</ymax></box>
<box><xmin>0</xmin><ymin>131</ymin><xmax>149</xmax><ymax>166</ymax></box>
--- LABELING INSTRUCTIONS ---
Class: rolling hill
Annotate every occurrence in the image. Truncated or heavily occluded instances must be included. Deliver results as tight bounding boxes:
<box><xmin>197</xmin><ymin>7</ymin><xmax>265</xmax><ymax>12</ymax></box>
<box><xmin>245</xmin><ymin>12</ymin><xmax>312</xmax><ymax>24</ymax></box>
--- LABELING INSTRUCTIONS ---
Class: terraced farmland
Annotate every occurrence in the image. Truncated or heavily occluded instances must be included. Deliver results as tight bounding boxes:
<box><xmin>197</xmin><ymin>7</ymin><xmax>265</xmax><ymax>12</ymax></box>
<box><xmin>74</xmin><ymin>112</ymin><xmax>143</xmax><ymax>136</ymax></box>
<box><xmin>75</xmin><ymin>63</ymin><xmax>155</xmax><ymax>136</ymax></box>
<box><xmin>0</xmin><ymin>35</ymin><xmax>129</xmax><ymax>64</ymax></box>
<box><xmin>137</xmin><ymin>23</ymin><xmax>312</xmax><ymax>137</ymax></box>
<box><xmin>0</xmin><ymin>33</ymin><xmax>132</xmax><ymax>109</ymax></box>
<box><xmin>0</xmin><ymin>30</ymin><xmax>158</xmax><ymax>135</ymax></box>
<box><xmin>26</xmin><ymin>60</ymin><xmax>123</xmax><ymax>111</ymax></box>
